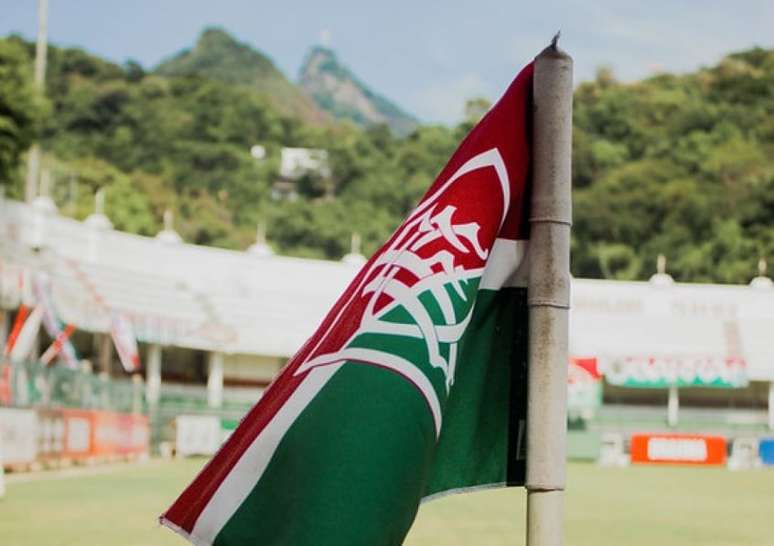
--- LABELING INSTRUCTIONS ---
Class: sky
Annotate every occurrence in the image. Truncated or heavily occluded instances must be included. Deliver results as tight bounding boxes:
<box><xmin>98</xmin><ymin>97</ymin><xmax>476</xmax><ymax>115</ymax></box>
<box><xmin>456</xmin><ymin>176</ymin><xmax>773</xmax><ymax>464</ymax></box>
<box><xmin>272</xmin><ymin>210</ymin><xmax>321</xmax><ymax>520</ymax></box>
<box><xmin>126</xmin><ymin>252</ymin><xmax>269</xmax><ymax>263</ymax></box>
<box><xmin>2</xmin><ymin>0</ymin><xmax>773</xmax><ymax>125</ymax></box>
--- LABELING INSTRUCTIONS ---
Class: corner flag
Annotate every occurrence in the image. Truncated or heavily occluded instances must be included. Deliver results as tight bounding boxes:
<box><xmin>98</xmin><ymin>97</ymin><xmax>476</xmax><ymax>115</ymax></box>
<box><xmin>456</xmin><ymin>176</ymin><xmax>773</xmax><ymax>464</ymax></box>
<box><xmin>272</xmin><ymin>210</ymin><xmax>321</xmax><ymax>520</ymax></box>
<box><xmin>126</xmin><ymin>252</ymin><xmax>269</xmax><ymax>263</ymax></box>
<box><xmin>163</xmin><ymin>61</ymin><xmax>537</xmax><ymax>546</ymax></box>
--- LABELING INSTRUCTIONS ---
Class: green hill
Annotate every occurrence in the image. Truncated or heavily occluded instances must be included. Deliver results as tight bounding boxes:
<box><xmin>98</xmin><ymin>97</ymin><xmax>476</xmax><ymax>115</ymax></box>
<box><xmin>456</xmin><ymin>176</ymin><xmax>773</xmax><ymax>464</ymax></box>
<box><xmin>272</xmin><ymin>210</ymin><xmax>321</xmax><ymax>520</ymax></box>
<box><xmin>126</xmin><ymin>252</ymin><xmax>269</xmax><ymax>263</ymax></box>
<box><xmin>299</xmin><ymin>46</ymin><xmax>417</xmax><ymax>136</ymax></box>
<box><xmin>155</xmin><ymin>28</ymin><xmax>328</xmax><ymax>125</ymax></box>
<box><xmin>572</xmin><ymin>48</ymin><xmax>774</xmax><ymax>282</ymax></box>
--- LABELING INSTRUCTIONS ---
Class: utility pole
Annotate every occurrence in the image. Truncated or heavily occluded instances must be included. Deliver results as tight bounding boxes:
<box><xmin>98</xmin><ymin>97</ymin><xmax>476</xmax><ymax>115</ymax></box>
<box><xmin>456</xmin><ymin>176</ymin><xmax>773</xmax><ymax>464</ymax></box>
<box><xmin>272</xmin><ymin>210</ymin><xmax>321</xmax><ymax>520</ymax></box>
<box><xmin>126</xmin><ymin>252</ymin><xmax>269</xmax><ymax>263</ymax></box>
<box><xmin>24</xmin><ymin>0</ymin><xmax>49</xmax><ymax>203</ymax></box>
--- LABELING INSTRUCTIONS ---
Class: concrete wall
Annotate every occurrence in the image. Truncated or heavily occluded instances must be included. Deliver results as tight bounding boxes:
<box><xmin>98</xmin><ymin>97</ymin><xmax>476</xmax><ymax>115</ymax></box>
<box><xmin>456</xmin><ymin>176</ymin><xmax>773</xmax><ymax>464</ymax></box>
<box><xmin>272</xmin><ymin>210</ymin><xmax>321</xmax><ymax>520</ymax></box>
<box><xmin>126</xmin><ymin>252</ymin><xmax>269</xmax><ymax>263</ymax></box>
<box><xmin>223</xmin><ymin>353</ymin><xmax>285</xmax><ymax>386</ymax></box>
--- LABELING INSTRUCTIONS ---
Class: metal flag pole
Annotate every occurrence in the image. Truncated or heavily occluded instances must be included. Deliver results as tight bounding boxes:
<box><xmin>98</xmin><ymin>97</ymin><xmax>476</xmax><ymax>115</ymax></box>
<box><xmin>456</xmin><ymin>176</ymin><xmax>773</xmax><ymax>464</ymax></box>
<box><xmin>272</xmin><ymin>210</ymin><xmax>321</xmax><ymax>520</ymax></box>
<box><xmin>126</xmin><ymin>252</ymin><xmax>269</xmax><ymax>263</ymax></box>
<box><xmin>526</xmin><ymin>35</ymin><xmax>573</xmax><ymax>546</ymax></box>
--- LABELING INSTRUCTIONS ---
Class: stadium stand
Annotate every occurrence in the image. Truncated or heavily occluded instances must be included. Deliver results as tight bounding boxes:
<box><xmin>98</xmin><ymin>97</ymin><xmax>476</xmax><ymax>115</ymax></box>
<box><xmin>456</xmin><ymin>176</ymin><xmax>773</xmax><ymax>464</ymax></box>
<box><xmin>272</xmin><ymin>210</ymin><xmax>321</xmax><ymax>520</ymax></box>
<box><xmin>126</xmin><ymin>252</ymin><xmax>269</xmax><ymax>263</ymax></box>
<box><xmin>2</xmin><ymin>193</ymin><xmax>774</xmax><ymax>462</ymax></box>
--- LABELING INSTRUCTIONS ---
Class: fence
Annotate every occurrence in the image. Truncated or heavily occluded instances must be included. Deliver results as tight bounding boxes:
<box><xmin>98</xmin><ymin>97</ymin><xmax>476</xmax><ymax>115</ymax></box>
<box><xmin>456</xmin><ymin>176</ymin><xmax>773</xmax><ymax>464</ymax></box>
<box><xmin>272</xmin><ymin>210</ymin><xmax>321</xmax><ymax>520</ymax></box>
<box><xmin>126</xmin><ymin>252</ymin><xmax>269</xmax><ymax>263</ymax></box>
<box><xmin>1</xmin><ymin>359</ymin><xmax>263</xmax><ymax>457</ymax></box>
<box><xmin>2</xmin><ymin>360</ymin><xmax>144</xmax><ymax>414</ymax></box>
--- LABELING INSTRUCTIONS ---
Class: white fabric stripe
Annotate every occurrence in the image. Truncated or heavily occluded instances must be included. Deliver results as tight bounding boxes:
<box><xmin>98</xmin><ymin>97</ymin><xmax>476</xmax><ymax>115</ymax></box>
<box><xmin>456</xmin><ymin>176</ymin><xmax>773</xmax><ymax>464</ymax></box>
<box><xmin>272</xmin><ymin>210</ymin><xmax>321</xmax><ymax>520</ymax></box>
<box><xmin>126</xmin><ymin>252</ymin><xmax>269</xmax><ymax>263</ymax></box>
<box><xmin>361</xmin><ymin>307</ymin><xmax>475</xmax><ymax>343</ymax></box>
<box><xmin>189</xmin><ymin>364</ymin><xmax>343</xmax><ymax>545</ymax></box>
<box><xmin>408</xmin><ymin>149</ymin><xmax>510</xmax><ymax>233</ymax></box>
<box><xmin>297</xmin><ymin>347</ymin><xmax>443</xmax><ymax>438</ymax></box>
<box><xmin>479</xmin><ymin>238</ymin><xmax>529</xmax><ymax>290</ymax></box>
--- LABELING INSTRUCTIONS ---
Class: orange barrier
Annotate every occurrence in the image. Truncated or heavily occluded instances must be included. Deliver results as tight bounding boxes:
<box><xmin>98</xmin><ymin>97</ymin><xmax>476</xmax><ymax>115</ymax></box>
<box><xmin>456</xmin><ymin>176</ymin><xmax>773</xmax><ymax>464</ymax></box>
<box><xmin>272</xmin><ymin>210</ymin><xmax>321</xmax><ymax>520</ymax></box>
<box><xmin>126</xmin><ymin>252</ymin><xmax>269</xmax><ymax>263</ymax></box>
<box><xmin>630</xmin><ymin>433</ymin><xmax>726</xmax><ymax>466</ymax></box>
<box><xmin>1</xmin><ymin>408</ymin><xmax>148</xmax><ymax>469</ymax></box>
<box><xmin>92</xmin><ymin>411</ymin><xmax>149</xmax><ymax>457</ymax></box>
<box><xmin>59</xmin><ymin>409</ymin><xmax>149</xmax><ymax>461</ymax></box>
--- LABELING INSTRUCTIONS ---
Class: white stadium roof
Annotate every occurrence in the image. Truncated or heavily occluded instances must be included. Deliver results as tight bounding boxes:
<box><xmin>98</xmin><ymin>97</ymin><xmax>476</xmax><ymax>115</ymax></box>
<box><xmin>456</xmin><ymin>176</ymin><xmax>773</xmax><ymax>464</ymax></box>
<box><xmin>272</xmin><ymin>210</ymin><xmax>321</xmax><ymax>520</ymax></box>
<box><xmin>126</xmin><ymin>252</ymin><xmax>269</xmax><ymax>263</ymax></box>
<box><xmin>2</xmin><ymin>196</ymin><xmax>773</xmax><ymax>381</ymax></box>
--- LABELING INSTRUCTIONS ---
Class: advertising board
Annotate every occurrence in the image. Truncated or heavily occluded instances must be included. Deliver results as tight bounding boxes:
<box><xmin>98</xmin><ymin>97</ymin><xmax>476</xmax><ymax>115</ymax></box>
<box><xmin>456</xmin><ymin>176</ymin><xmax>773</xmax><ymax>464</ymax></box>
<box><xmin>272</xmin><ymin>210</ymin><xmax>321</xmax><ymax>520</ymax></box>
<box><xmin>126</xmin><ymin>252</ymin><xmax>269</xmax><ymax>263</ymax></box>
<box><xmin>60</xmin><ymin>409</ymin><xmax>149</xmax><ymax>460</ymax></box>
<box><xmin>600</xmin><ymin>355</ymin><xmax>746</xmax><ymax>388</ymax></box>
<box><xmin>758</xmin><ymin>438</ymin><xmax>774</xmax><ymax>466</ymax></box>
<box><xmin>176</xmin><ymin>415</ymin><xmax>222</xmax><ymax>457</ymax></box>
<box><xmin>630</xmin><ymin>433</ymin><xmax>726</xmax><ymax>465</ymax></box>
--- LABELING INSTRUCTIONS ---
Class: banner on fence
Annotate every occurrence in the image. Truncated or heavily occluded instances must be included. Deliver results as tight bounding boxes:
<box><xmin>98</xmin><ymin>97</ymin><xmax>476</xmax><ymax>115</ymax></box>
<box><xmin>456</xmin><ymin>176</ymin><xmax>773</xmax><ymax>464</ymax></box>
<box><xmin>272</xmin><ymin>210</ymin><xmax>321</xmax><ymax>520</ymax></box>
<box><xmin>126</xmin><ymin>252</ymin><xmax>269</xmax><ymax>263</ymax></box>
<box><xmin>92</xmin><ymin>411</ymin><xmax>149</xmax><ymax>456</ymax></box>
<box><xmin>0</xmin><ymin>407</ymin><xmax>38</xmax><ymax>466</ymax></box>
<box><xmin>111</xmin><ymin>313</ymin><xmax>141</xmax><ymax>373</ymax></box>
<box><xmin>33</xmin><ymin>272</ymin><xmax>79</xmax><ymax>368</ymax></box>
<box><xmin>60</xmin><ymin>408</ymin><xmax>149</xmax><ymax>460</ymax></box>
<box><xmin>568</xmin><ymin>357</ymin><xmax>602</xmax><ymax>420</ymax></box>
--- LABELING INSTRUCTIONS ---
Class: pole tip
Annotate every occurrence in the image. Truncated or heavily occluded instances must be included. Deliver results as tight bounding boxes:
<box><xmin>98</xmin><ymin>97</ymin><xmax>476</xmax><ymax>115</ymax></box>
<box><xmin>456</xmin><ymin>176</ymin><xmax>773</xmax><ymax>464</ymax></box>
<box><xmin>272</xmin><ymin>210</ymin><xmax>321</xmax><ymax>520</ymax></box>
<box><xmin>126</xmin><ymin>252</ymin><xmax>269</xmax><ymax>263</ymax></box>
<box><xmin>537</xmin><ymin>30</ymin><xmax>571</xmax><ymax>61</ymax></box>
<box><xmin>551</xmin><ymin>31</ymin><xmax>561</xmax><ymax>50</ymax></box>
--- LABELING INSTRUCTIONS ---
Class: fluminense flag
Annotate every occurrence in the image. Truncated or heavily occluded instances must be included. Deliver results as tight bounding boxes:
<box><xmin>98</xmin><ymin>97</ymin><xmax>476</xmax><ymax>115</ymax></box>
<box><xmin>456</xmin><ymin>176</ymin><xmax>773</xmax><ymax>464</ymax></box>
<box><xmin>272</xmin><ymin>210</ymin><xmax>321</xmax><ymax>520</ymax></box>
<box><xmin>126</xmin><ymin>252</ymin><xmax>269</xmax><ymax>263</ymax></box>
<box><xmin>162</xmin><ymin>63</ymin><xmax>535</xmax><ymax>546</ymax></box>
<box><xmin>33</xmin><ymin>272</ymin><xmax>79</xmax><ymax>368</ymax></box>
<box><xmin>111</xmin><ymin>313</ymin><xmax>142</xmax><ymax>373</ymax></box>
<box><xmin>8</xmin><ymin>305</ymin><xmax>43</xmax><ymax>363</ymax></box>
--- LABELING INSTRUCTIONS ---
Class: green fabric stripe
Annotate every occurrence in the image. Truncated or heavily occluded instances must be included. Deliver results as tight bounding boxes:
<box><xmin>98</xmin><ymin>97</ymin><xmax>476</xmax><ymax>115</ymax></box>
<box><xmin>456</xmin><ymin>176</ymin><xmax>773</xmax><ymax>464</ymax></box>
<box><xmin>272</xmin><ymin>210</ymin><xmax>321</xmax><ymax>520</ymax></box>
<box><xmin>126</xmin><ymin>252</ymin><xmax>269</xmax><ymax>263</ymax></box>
<box><xmin>214</xmin><ymin>364</ymin><xmax>436</xmax><ymax>546</ymax></box>
<box><xmin>505</xmin><ymin>288</ymin><xmax>529</xmax><ymax>485</ymax></box>
<box><xmin>425</xmin><ymin>286</ymin><xmax>527</xmax><ymax>495</ymax></box>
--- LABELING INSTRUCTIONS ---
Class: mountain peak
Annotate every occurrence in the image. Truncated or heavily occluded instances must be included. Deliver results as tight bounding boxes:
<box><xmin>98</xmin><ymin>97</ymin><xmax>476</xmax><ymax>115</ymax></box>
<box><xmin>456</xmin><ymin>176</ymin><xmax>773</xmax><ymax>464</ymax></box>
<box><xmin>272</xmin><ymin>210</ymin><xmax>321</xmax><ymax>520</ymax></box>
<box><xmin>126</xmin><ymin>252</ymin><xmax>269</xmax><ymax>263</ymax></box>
<box><xmin>299</xmin><ymin>45</ymin><xmax>417</xmax><ymax>136</ymax></box>
<box><xmin>195</xmin><ymin>27</ymin><xmax>259</xmax><ymax>61</ymax></box>
<box><xmin>200</xmin><ymin>26</ymin><xmax>235</xmax><ymax>40</ymax></box>
<box><xmin>155</xmin><ymin>29</ymin><xmax>327</xmax><ymax>124</ymax></box>
<box><xmin>157</xmin><ymin>28</ymin><xmax>280</xmax><ymax>85</ymax></box>
<box><xmin>308</xmin><ymin>45</ymin><xmax>335</xmax><ymax>57</ymax></box>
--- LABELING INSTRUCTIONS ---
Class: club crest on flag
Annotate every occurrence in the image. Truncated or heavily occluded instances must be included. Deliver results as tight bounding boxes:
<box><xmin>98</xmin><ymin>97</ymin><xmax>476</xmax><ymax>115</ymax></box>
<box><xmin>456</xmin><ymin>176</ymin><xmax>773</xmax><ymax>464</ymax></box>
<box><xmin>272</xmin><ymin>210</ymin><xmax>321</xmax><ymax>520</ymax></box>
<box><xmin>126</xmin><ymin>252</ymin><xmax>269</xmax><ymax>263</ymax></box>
<box><xmin>297</xmin><ymin>149</ymin><xmax>511</xmax><ymax>436</ymax></box>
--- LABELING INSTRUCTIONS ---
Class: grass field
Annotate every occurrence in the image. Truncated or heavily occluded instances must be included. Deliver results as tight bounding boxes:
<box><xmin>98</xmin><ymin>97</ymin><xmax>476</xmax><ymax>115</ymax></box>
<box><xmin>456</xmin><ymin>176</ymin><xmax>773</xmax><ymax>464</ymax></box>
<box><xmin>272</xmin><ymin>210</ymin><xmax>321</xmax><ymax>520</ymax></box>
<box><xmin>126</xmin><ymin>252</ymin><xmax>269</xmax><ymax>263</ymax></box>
<box><xmin>2</xmin><ymin>459</ymin><xmax>773</xmax><ymax>546</ymax></box>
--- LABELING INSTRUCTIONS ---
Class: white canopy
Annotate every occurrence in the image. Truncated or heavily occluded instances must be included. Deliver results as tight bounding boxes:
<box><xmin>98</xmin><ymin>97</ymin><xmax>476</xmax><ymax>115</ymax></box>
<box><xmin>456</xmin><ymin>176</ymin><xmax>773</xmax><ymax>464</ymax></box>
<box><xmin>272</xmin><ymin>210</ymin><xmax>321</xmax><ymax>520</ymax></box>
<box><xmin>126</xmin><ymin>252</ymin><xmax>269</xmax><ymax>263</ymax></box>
<box><xmin>571</xmin><ymin>278</ymin><xmax>773</xmax><ymax>383</ymax></box>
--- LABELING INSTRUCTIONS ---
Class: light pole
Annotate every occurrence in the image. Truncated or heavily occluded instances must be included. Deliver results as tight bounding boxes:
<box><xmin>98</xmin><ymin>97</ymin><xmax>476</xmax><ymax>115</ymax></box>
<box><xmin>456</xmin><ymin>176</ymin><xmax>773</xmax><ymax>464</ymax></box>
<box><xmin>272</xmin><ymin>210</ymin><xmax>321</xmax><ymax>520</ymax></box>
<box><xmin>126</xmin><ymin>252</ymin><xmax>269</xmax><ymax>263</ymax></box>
<box><xmin>24</xmin><ymin>0</ymin><xmax>48</xmax><ymax>203</ymax></box>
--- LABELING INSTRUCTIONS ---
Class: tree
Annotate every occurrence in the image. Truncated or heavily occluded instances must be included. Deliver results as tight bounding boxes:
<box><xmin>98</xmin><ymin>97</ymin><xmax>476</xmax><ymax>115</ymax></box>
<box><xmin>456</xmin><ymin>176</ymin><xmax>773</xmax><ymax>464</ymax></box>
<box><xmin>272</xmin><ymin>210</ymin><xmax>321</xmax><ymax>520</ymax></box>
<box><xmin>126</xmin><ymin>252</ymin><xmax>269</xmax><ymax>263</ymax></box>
<box><xmin>0</xmin><ymin>38</ymin><xmax>41</xmax><ymax>189</ymax></box>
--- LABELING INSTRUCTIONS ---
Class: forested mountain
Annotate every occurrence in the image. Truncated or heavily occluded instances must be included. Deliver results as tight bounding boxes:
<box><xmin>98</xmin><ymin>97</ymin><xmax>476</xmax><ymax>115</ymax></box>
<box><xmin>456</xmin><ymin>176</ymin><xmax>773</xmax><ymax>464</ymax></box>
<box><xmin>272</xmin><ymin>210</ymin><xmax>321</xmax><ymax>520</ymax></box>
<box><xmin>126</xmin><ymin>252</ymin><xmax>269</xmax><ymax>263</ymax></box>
<box><xmin>155</xmin><ymin>28</ymin><xmax>327</xmax><ymax>126</ymax></box>
<box><xmin>0</xmin><ymin>30</ymin><xmax>772</xmax><ymax>284</ymax></box>
<box><xmin>299</xmin><ymin>46</ymin><xmax>418</xmax><ymax>136</ymax></box>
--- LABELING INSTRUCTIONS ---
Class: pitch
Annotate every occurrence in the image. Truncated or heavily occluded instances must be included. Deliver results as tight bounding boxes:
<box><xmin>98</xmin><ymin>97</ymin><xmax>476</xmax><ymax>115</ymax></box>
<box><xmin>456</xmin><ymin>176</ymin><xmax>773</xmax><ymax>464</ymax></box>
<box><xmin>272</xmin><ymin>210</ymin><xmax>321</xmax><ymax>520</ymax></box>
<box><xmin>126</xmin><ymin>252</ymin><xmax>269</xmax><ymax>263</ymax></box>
<box><xmin>2</xmin><ymin>459</ymin><xmax>771</xmax><ymax>546</ymax></box>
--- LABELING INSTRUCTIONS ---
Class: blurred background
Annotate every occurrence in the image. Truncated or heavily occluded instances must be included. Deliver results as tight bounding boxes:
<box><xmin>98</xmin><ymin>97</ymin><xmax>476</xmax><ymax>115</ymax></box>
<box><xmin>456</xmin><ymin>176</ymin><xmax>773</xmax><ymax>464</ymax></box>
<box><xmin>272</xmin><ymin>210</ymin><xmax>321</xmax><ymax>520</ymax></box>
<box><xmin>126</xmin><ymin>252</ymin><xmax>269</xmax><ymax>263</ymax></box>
<box><xmin>1</xmin><ymin>1</ymin><xmax>774</xmax><ymax>545</ymax></box>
